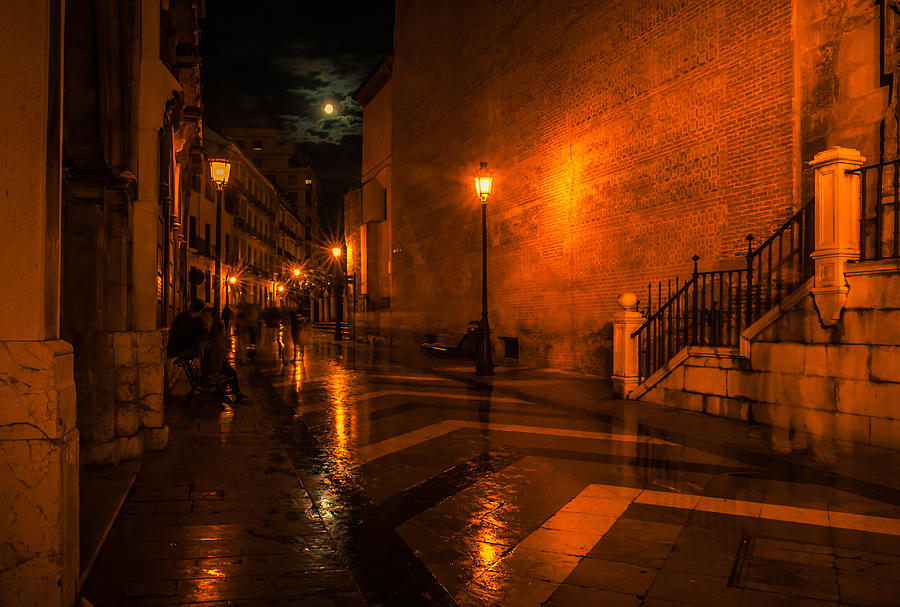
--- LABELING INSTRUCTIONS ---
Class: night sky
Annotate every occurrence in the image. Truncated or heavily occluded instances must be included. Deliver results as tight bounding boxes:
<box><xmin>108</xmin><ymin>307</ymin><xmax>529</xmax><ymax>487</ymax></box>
<box><xmin>200</xmin><ymin>1</ymin><xmax>395</xmax><ymax>229</ymax></box>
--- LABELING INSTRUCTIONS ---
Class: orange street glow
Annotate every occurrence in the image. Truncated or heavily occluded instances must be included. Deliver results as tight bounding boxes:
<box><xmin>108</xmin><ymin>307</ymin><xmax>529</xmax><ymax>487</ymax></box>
<box><xmin>332</xmin><ymin>247</ymin><xmax>342</xmax><ymax>258</ymax></box>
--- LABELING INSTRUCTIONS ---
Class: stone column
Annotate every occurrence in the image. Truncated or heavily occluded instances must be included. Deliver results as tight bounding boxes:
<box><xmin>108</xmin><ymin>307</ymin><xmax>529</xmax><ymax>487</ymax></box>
<box><xmin>612</xmin><ymin>293</ymin><xmax>644</xmax><ymax>398</ymax></box>
<box><xmin>0</xmin><ymin>2</ymin><xmax>78</xmax><ymax>606</ymax></box>
<box><xmin>809</xmin><ymin>147</ymin><xmax>865</xmax><ymax>327</ymax></box>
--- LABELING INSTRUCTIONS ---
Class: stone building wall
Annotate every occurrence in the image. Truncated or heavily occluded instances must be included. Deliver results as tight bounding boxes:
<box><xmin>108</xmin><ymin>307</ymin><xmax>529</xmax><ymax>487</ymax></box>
<box><xmin>389</xmin><ymin>0</ymin><xmax>890</xmax><ymax>373</ymax></box>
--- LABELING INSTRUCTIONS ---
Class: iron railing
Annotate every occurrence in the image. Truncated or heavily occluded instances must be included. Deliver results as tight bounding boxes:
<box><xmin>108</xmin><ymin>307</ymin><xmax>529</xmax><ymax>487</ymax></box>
<box><xmin>852</xmin><ymin>159</ymin><xmax>900</xmax><ymax>261</ymax></box>
<box><xmin>633</xmin><ymin>200</ymin><xmax>815</xmax><ymax>382</ymax></box>
<box><xmin>745</xmin><ymin>200</ymin><xmax>815</xmax><ymax>326</ymax></box>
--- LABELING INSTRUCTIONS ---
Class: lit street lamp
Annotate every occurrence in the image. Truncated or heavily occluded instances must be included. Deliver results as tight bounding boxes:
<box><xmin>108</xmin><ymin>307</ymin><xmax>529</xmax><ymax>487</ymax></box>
<box><xmin>209</xmin><ymin>158</ymin><xmax>232</xmax><ymax>315</ymax></box>
<box><xmin>474</xmin><ymin>162</ymin><xmax>494</xmax><ymax>375</ymax></box>
<box><xmin>332</xmin><ymin>247</ymin><xmax>344</xmax><ymax>342</ymax></box>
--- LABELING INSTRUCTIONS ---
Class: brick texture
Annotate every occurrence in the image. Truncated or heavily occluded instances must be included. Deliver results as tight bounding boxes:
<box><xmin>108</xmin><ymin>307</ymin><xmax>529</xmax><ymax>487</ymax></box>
<box><xmin>389</xmin><ymin>0</ymin><xmax>878</xmax><ymax>373</ymax></box>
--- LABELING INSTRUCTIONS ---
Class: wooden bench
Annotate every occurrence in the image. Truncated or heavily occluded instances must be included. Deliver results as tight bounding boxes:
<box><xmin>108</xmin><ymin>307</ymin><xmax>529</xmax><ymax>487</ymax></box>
<box><xmin>174</xmin><ymin>357</ymin><xmax>231</xmax><ymax>401</ymax></box>
<box><xmin>421</xmin><ymin>332</ymin><xmax>468</xmax><ymax>356</ymax></box>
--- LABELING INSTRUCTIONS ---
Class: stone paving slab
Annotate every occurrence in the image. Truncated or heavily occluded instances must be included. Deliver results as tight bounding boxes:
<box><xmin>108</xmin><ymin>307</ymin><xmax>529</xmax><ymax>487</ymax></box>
<box><xmin>81</xmin><ymin>367</ymin><xmax>367</xmax><ymax>606</ymax></box>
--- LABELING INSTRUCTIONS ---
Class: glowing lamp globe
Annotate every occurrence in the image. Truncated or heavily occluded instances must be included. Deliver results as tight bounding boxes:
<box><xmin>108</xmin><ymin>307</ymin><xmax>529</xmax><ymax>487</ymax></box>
<box><xmin>293</xmin><ymin>268</ymin><xmax>301</xmax><ymax>277</ymax></box>
<box><xmin>474</xmin><ymin>162</ymin><xmax>493</xmax><ymax>202</ymax></box>
<box><xmin>209</xmin><ymin>159</ymin><xmax>232</xmax><ymax>189</ymax></box>
<box><xmin>228</xmin><ymin>276</ymin><xmax>237</xmax><ymax>285</ymax></box>
<box><xmin>332</xmin><ymin>247</ymin><xmax>342</xmax><ymax>258</ymax></box>
<box><xmin>277</xmin><ymin>285</ymin><xmax>284</xmax><ymax>292</ymax></box>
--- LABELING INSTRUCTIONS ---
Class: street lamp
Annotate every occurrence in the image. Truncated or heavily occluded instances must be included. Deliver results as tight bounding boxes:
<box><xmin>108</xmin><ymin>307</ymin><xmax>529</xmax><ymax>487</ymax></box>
<box><xmin>474</xmin><ymin>162</ymin><xmax>494</xmax><ymax>375</ymax></box>
<box><xmin>332</xmin><ymin>246</ymin><xmax>344</xmax><ymax>342</ymax></box>
<box><xmin>209</xmin><ymin>158</ymin><xmax>232</xmax><ymax>315</ymax></box>
<box><xmin>293</xmin><ymin>268</ymin><xmax>302</xmax><ymax>277</ymax></box>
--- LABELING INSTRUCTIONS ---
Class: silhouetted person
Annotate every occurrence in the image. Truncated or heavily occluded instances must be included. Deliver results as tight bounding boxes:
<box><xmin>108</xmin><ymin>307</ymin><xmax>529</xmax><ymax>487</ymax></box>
<box><xmin>222</xmin><ymin>304</ymin><xmax>232</xmax><ymax>332</ymax></box>
<box><xmin>204</xmin><ymin>318</ymin><xmax>247</xmax><ymax>403</ymax></box>
<box><xmin>288</xmin><ymin>308</ymin><xmax>307</xmax><ymax>361</ymax></box>
<box><xmin>167</xmin><ymin>299</ymin><xmax>206</xmax><ymax>360</ymax></box>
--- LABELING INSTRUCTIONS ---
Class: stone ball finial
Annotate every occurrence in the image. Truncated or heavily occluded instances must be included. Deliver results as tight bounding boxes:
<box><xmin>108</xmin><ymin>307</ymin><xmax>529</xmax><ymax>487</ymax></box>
<box><xmin>617</xmin><ymin>292</ymin><xmax>638</xmax><ymax>311</ymax></box>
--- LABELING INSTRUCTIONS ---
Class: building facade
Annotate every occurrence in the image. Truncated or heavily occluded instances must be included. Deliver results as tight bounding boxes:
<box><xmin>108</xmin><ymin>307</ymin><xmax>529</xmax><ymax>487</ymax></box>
<box><xmin>221</xmin><ymin>127</ymin><xmax>322</xmax><ymax>259</ymax></box>
<box><xmin>1</xmin><ymin>0</ymin><xmax>206</xmax><ymax>604</ymax></box>
<box><xmin>202</xmin><ymin>129</ymin><xmax>313</xmax><ymax>310</ymax></box>
<box><xmin>362</xmin><ymin>0</ymin><xmax>898</xmax><ymax>374</ymax></box>
<box><xmin>346</xmin><ymin>56</ymin><xmax>393</xmax><ymax>343</ymax></box>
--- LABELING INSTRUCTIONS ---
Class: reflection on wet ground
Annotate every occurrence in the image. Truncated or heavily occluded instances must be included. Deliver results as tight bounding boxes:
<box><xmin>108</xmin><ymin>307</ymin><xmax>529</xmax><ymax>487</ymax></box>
<box><xmin>86</xmin><ymin>329</ymin><xmax>900</xmax><ymax>606</ymax></box>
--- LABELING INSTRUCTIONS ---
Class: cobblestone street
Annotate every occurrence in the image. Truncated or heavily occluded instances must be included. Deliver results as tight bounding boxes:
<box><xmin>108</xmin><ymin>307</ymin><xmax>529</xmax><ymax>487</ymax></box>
<box><xmin>78</xmin><ymin>329</ymin><xmax>900</xmax><ymax>606</ymax></box>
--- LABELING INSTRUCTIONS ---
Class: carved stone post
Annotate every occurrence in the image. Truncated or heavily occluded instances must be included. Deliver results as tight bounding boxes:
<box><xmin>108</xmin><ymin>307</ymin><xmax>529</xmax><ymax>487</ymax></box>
<box><xmin>612</xmin><ymin>293</ymin><xmax>644</xmax><ymax>398</ymax></box>
<box><xmin>809</xmin><ymin>147</ymin><xmax>865</xmax><ymax>326</ymax></box>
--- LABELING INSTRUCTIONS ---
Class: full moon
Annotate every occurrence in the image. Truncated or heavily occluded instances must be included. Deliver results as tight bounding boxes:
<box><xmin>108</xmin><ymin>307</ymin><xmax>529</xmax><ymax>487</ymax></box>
<box><xmin>323</xmin><ymin>103</ymin><xmax>334</xmax><ymax>114</ymax></box>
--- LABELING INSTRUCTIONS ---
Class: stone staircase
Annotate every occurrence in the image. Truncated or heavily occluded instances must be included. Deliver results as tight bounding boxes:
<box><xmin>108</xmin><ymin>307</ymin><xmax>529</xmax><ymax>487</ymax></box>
<box><xmin>613</xmin><ymin>148</ymin><xmax>900</xmax><ymax>451</ymax></box>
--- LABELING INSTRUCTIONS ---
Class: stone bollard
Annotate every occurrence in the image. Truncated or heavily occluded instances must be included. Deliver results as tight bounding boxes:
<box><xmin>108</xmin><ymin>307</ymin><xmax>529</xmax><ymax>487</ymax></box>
<box><xmin>809</xmin><ymin>147</ymin><xmax>865</xmax><ymax>327</ymax></box>
<box><xmin>612</xmin><ymin>292</ymin><xmax>644</xmax><ymax>398</ymax></box>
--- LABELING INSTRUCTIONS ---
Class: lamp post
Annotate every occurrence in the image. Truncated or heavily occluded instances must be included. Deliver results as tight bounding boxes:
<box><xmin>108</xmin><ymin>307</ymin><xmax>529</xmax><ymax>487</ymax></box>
<box><xmin>332</xmin><ymin>247</ymin><xmax>343</xmax><ymax>342</ymax></box>
<box><xmin>474</xmin><ymin>162</ymin><xmax>494</xmax><ymax>376</ymax></box>
<box><xmin>209</xmin><ymin>158</ymin><xmax>232</xmax><ymax>316</ymax></box>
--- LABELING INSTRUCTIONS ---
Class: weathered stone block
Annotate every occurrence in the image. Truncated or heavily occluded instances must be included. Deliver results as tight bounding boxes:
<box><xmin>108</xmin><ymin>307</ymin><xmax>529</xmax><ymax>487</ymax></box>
<box><xmin>803</xmin><ymin>409</ymin><xmax>835</xmax><ymax>441</ymax></box>
<box><xmin>665</xmin><ymin>389</ymin><xmax>704</xmax><ymax>412</ymax></box>
<box><xmin>833</xmin><ymin>412</ymin><xmax>870</xmax><ymax>446</ymax></box>
<box><xmin>115</xmin><ymin>368</ymin><xmax>136</xmax><ymax>404</ymax></box>
<box><xmin>825</xmin><ymin>344</ymin><xmax>870</xmax><ymax>380</ymax></box>
<box><xmin>837</xmin><ymin>380</ymin><xmax>900</xmax><ymax>418</ymax></box>
<box><xmin>797</xmin><ymin>376</ymin><xmax>837</xmax><ymax>411</ymax></box>
<box><xmin>139</xmin><ymin>393</ymin><xmax>164</xmax><ymax>428</ymax></box>
<box><xmin>683</xmin><ymin>366</ymin><xmax>725</xmax><ymax>396</ymax></box>
<box><xmin>113</xmin><ymin>332</ymin><xmax>135</xmax><ymax>367</ymax></box>
<box><xmin>840</xmin><ymin>309</ymin><xmax>900</xmax><ymax>345</ymax></box>
<box><xmin>137</xmin><ymin>330</ymin><xmax>163</xmax><ymax>365</ymax></box>
<box><xmin>751</xmin><ymin>342</ymin><xmax>805</xmax><ymax>374</ymax></box>
<box><xmin>846</xmin><ymin>273</ymin><xmax>900</xmax><ymax>310</ymax></box>
<box><xmin>660</xmin><ymin>366</ymin><xmax>684</xmax><ymax>392</ymax></box>
<box><xmin>143</xmin><ymin>425</ymin><xmax>169</xmax><ymax>451</ymax></box>
<box><xmin>0</xmin><ymin>340</ymin><xmax>76</xmax><ymax>440</ymax></box>
<box><xmin>116</xmin><ymin>434</ymin><xmax>144</xmax><ymax>462</ymax></box>
<box><xmin>804</xmin><ymin>345</ymin><xmax>827</xmax><ymax>376</ymax></box>
<box><xmin>115</xmin><ymin>402</ymin><xmax>140</xmax><ymax>437</ymax></box>
<box><xmin>870</xmin><ymin>346</ymin><xmax>900</xmax><ymax>382</ymax></box>
<box><xmin>870</xmin><ymin>417</ymin><xmax>900</xmax><ymax>450</ymax></box>
<box><xmin>0</xmin><ymin>428</ymin><xmax>79</xmax><ymax>607</ymax></box>
<box><xmin>138</xmin><ymin>363</ymin><xmax>163</xmax><ymax>399</ymax></box>
<box><xmin>726</xmin><ymin>369</ymin><xmax>762</xmax><ymax>401</ymax></box>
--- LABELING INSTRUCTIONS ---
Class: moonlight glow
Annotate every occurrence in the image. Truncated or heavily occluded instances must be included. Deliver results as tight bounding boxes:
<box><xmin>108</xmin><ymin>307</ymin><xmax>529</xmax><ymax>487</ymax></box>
<box><xmin>323</xmin><ymin>103</ymin><xmax>335</xmax><ymax>114</ymax></box>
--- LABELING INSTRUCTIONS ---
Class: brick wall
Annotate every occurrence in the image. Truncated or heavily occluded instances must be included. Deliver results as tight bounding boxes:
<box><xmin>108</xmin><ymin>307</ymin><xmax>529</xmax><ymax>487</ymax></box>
<box><xmin>390</xmin><ymin>0</ymin><xmax>883</xmax><ymax>373</ymax></box>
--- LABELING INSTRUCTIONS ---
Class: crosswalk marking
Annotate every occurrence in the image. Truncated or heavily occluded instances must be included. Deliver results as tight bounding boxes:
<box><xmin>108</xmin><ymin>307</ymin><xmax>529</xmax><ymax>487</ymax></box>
<box><xmin>356</xmin><ymin>421</ymin><xmax>676</xmax><ymax>464</ymax></box>
<box><xmin>455</xmin><ymin>482</ymin><xmax>900</xmax><ymax>606</ymax></box>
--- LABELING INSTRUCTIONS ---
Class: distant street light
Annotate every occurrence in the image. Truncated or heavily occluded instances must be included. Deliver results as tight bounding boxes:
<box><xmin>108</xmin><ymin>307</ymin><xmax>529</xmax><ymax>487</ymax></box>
<box><xmin>474</xmin><ymin>162</ymin><xmax>494</xmax><ymax>376</ymax></box>
<box><xmin>229</xmin><ymin>276</ymin><xmax>237</xmax><ymax>285</ymax></box>
<box><xmin>293</xmin><ymin>268</ymin><xmax>302</xmax><ymax>277</ymax></box>
<box><xmin>208</xmin><ymin>158</ymin><xmax>232</xmax><ymax>315</ymax></box>
<box><xmin>332</xmin><ymin>246</ymin><xmax>344</xmax><ymax>342</ymax></box>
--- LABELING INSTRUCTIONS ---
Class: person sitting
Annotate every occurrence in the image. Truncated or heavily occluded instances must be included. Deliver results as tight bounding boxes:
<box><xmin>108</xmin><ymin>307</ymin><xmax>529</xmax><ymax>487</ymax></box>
<box><xmin>167</xmin><ymin>299</ymin><xmax>206</xmax><ymax>360</ymax></box>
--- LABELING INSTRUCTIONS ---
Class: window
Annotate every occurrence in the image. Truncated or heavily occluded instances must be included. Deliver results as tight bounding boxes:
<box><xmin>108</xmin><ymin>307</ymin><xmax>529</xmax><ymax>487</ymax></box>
<box><xmin>288</xmin><ymin>157</ymin><xmax>301</xmax><ymax>168</ymax></box>
<box><xmin>204</xmin><ymin>223</ymin><xmax>211</xmax><ymax>250</ymax></box>
<box><xmin>225</xmin><ymin>234</ymin><xmax>230</xmax><ymax>255</ymax></box>
<box><xmin>189</xmin><ymin>216</ymin><xmax>197</xmax><ymax>248</ymax></box>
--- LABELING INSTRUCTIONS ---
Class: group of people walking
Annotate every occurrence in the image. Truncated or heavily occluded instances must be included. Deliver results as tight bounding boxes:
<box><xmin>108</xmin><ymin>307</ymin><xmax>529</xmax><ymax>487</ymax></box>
<box><xmin>166</xmin><ymin>299</ymin><xmax>309</xmax><ymax>404</ymax></box>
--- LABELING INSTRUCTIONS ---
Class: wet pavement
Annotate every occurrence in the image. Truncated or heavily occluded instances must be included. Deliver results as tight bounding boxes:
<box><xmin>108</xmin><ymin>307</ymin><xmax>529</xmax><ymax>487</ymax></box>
<box><xmin>84</xmin><ymin>328</ymin><xmax>900</xmax><ymax>606</ymax></box>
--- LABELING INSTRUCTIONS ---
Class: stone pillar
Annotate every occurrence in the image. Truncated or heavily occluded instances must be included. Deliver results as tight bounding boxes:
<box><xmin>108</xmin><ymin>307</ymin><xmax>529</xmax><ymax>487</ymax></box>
<box><xmin>611</xmin><ymin>293</ymin><xmax>644</xmax><ymax>398</ymax></box>
<box><xmin>0</xmin><ymin>2</ymin><xmax>78</xmax><ymax>606</ymax></box>
<box><xmin>809</xmin><ymin>147</ymin><xmax>865</xmax><ymax>327</ymax></box>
